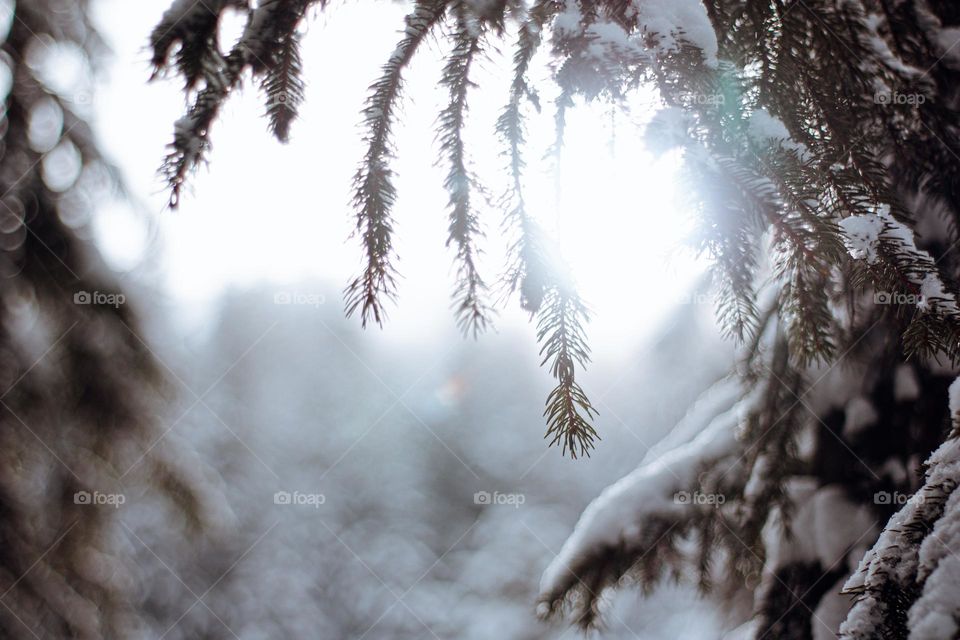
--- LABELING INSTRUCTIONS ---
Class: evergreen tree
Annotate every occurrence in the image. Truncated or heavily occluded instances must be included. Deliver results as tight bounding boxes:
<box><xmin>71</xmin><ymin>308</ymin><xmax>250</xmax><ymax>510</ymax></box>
<box><xmin>153</xmin><ymin>0</ymin><xmax>960</xmax><ymax>637</ymax></box>
<box><xmin>0</xmin><ymin>2</ymin><xmax>202</xmax><ymax>637</ymax></box>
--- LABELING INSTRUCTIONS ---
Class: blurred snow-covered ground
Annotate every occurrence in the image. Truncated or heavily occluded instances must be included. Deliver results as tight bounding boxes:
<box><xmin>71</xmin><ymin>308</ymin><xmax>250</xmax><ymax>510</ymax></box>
<box><xmin>122</xmin><ymin>284</ymin><xmax>730</xmax><ymax>639</ymax></box>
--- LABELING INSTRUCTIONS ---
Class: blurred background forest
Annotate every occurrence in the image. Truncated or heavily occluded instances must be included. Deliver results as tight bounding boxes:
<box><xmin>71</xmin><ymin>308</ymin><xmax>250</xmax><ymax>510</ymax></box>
<box><xmin>130</xmin><ymin>285</ymin><xmax>729</xmax><ymax>638</ymax></box>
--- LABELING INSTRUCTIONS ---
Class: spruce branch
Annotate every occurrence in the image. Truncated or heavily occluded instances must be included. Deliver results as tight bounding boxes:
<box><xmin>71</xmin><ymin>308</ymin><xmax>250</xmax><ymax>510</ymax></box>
<box><xmin>152</xmin><ymin>0</ymin><xmax>322</xmax><ymax>205</ymax></box>
<box><xmin>537</xmin><ymin>286</ymin><xmax>598</xmax><ymax>458</ymax></box>
<box><xmin>683</xmin><ymin>149</ymin><xmax>760</xmax><ymax>342</ymax></box>
<box><xmin>840</xmin><ymin>437</ymin><xmax>960</xmax><ymax>638</ymax></box>
<box><xmin>261</xmin><ymin>30</ymin><xmax>305</xmax><ymax>143</ymax></box>
<box><xmin>253</xmin><ymin>0</ymin><xmax>313</xmax><ymax>144</ymax></box>
<box><xmin>163</xmin><ymin>88</ymin><xmax>230</xmax><ymax>208</ymax></box>
<box><xmin>755</xmin><ymin>147</ymin><xmax>845</xmax><ymax>364</ymax></box>
<box><xmin>149</xmin><ymin>0</ymin><xmax>239</xmax><ymax>90</ymax></box>
<box><xmin>345</xmin><ymin>0</ymin><xmax>449</xmax><ymax>327</ymax></box>
<box><xmin>438</xmin><ymin>9</ymin><xmax>492</xmax><ymax>337</ymax></box>
<box><xmin>496</xmin><ymin>1</ymin><xmax>557</xmax><ymax>313</ymax></box>
<box><xmin>152</xmin><ymin>0</ymin><xmax>238</xmax><ymax>206</ymax></box>
<box><xmin>148</xmin><ymin>0</ymin><xmax>960</xmax><ymax>484</ymax></box>
<box><xmin>243</xmin><ymin>1</ymin><xmax>322</xmax><ymax>143</ymax></box>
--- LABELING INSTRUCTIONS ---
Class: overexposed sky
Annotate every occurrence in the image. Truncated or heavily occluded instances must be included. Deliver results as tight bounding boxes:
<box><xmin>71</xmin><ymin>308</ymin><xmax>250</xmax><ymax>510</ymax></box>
<box><xmin>87</xmin><ymin>0</ymin><xmax>705</xmax><ymax>353</ymax></box>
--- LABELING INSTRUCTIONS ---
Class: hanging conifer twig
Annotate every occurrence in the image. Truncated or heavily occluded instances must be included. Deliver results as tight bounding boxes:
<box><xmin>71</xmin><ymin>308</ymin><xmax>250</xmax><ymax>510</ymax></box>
<box><xmin>438</xmin><ymin>7</ymin><xmax>492</xmax><ymax>337</ymax></box>
<box><xmin>346</xmin><ymin>1</ymin><xmax>448</xmax><ymax>327</ymax></box>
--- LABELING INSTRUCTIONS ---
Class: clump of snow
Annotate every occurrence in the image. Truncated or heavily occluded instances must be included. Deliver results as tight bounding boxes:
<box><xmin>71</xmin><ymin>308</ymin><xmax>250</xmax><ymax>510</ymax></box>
<box><xmin>909</xmin><ymin>490</ymin><xmax>960</xmax><ymax>640</ymax></box>
<box><xmin>584</xmin><ymin>19</ymin><xmax>646</xmax><ymax>61</ymax></box>
<box><xmin>539</xmin><ymin>385</ymin><xmax>742</xmax><ymax>597</ymax></box>
<box><xmin>554</xmin><ymin>0</ymin><xmax>718</xmax><ymax>67</ymax></box>
<box><xmin>919</xmin><ymin>272</ymin><xmax>952</xmax><ymax>312</ymax></box>
<box><xmin>803</xmin><ymin>357</ymin><xmax>869</xmax><ymax>419</ymax></box>
<box><xmin>747</xmin><ymin>108</ymin><xmax>808</xmax><ymax>156</ymax></box>
<box><xmin>840</xmin><ymin>207</ymin><xmax>959</xmax><ymax>316</ymax></box>
<box><xmin>910</xmin><ymin>609</ymin><xmax>959</xmax><ymax>640</ymax></box>
<box><xmin>911</xmin><ymin>2</ymin><xmax>960</xmax><ymax>71</ymax></box>
<box><xmin>895</xmin><ymin>365</ymin><xmax>921</xmax><ymax>402</ymax></box>
<box><xmin>631</xmin><ymin>0</ymin><xmax>718</xmax><ymax>67</ymax></box>
<box><xmin>949</xmin><ymin>376</ymin><xmax>960</xmax><ymax>425</ymax></box>
<box><xmin>841</xmin><ymin>438</ymin><xmax>960</xmax><ymax>638</ymax></box>
<box><xmin>748</xmin><ymin>109</ymin><xmax>790</xmax><ymax>141</ymax></box>
<box><xmin>645</xmin><ymin>106</ymin><xmax>692</xmax><ymax>154</ymax></box>
<box><xmin>910</xmin><ymin>487</ymin><xmax>960</xmax><ymax>640</ymax></box>
<box><xmin>838</xmin><ymin>213</ymin><xmax>884</xmax><ymax>264</ymax></box>
<box><xmin>552</xmin><ymin>1</ymin><xmax>582</xmax><ymax>36</ymax></box>
<box><xmin>862</xmin><ymin>14</ymin><xmax>924</xmax><ymax>78</ymax></box>
<box><xmin>843</xmin><ymin>396</ymin><xmax>878</xmax><ymax>439</ymax></box>
<box><xmin>639</xmin><ymin>377</ymin><xmax>742</xmax><ymax>461</ymax></box>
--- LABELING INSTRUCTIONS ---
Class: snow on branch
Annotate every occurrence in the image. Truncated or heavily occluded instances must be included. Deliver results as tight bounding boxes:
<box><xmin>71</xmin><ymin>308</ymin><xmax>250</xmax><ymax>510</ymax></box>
<box><xmin>538</xmin><ymin>379</ymin><xmax>744</xmax><ymax>621</ymax></box>
<box><xmin>149</xmin><ymin>0</ymin><xmax>237</xmax><ymax>89</ymax></box>
<box><xmin>840</xmin><ymin>431</ymin><xmax>960</xmax><ymax>638</ymax></box>
<box><xmin>152</xmin><ymin>0</ymin><xmax>323</xmax><ymax>206</ymax></box>
<box><xmin>839</xmin><ymin>205</ymin><xmax>960</xmax><ymax>359</ymax></box>
<box><xmin>629</xmin><ymin>0</ymin><xmax>718</xmax><ymax>67</ymax></box>
<box><xmin>909</xmin><ymin>486</ymin><xmax>960</xmax><ymax>639</ymax></box>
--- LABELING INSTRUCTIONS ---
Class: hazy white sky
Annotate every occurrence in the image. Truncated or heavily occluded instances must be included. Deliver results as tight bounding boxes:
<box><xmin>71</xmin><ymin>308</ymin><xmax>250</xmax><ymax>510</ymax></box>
<box><xmin>87</xmin><ymin>0</ymin><xmax>705</xmax><ymax>353</ymax></box>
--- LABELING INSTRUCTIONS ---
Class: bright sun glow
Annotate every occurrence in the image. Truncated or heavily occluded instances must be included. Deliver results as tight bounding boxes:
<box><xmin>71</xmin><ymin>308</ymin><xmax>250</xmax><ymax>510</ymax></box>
<box><xmin>91</xmin><ymin>0</ymin><xmax>706</xmax><ymax>350</ymax></box>
<box><xmin>531</xmin><ymin>104</ymin><xmax>704</xmax><ymax>350</ymax></box>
